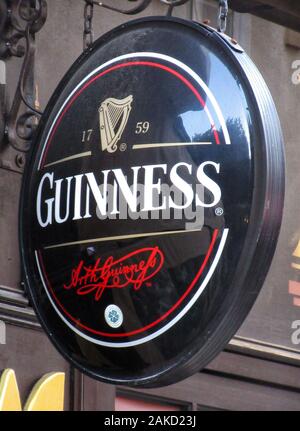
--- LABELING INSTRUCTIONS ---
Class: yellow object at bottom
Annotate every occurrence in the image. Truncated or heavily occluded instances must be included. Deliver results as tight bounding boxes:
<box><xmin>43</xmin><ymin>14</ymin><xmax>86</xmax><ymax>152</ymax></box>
<box><xmin>0</xmin><ymin>369</ymin><xmax>65</xmax><ymax>411</ymax></box>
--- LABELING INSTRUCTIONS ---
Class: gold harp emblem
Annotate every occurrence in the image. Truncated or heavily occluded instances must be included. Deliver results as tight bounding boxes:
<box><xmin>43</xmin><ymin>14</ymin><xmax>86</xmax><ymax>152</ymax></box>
<box><xmin>99</xmin><ymin>95</ymin><xmax>133</xmax><ymax>153</ymax></box>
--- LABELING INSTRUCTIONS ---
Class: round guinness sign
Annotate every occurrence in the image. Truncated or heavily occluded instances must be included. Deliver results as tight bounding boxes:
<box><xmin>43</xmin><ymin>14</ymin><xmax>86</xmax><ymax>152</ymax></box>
<box><xmin>20</xmin><ymin>17</ymin><xmax>285</xmax><ymax>387</ymax></box>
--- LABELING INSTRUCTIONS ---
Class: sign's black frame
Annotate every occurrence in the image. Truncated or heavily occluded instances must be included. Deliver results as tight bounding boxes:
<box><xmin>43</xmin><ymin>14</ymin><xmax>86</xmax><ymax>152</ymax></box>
<box><xmin>19</xmin><ymin>17</ymin><xmax>285</xmax><ymax>387</ymax></box>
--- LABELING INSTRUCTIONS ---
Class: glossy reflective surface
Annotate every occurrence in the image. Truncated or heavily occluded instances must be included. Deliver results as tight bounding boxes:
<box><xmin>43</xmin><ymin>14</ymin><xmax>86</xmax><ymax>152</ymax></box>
<box><xmin>20</xmin><ymin>18</ymin><xmax>284</xmax><ymax>386</ymax></box>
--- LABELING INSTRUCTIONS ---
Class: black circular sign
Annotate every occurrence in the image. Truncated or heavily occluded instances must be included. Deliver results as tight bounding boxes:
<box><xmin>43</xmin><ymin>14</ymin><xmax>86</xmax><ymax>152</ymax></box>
<box><xmin>20</xmin><ymin>17</ymin><xmax>285</xmax><ymax>387</ymax></box>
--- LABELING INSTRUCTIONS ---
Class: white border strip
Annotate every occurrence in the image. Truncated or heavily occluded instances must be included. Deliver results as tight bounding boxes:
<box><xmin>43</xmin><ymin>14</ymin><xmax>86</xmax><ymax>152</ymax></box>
<box><xmin>38</xmin><ymin>52</ymin><xmax>231</xmax><ymax>170</ymax></box>
<box><xmin>35</xmin><ymin>228</ymin><xmax>229</xmax><ymax>348</ymax></box>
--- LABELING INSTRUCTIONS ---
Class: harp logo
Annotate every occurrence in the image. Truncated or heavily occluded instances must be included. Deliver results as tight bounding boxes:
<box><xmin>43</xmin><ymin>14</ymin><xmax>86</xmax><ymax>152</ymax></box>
<box><xmin>99</xmin><ymin>95</ymin><xmax>133</xmax><ymax>153</ymax></box>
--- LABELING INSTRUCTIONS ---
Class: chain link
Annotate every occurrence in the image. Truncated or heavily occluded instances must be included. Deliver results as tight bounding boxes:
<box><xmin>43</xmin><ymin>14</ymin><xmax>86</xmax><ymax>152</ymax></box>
<box><xmin>218</xmin><ymin>0</ymin><xmax>228</xmax><ymax>33</ymax></box>
<box><xmin>83</xmin><ymin>1</ymin><xmax>94</xmax><ymax>51</ymax></box>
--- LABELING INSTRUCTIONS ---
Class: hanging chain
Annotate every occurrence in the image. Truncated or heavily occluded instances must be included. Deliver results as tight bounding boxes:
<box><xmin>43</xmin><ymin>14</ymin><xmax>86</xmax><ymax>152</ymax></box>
<box><xmin>83</xmin><ymin>0</ymin><xmax>94</xmax><ymax>50</ymax></box>
<box><xmin>218</xmin><ymin>0</ymin><xmax>228</xmax><ymax>33</ymax></box>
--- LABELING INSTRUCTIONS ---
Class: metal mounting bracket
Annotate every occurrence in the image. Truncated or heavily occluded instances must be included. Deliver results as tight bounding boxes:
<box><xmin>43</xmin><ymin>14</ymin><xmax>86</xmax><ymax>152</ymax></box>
<box><xmin>0</xmin><ymin>0</ymin><xmax>47</xmax><ymax>173</ymax></box>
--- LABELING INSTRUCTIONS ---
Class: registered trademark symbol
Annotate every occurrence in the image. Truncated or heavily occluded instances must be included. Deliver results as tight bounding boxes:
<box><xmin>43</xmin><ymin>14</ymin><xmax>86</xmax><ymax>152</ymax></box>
<box><xmin>215</xmin><ymin>207</ymin><xmax>224</xmax><ymax>216</ymax></box>
<box><xmin>119</xmin><ymin>143</ymin><xmax>127</xmax><ymax>152</ymax></box>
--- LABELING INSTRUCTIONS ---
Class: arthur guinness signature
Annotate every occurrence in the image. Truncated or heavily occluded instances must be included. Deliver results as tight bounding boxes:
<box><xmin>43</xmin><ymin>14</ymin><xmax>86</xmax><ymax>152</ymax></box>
<box><xmin>64</xmin><ymin>246</ymin><xmax>164</xmax><ymax>301</ymax></box>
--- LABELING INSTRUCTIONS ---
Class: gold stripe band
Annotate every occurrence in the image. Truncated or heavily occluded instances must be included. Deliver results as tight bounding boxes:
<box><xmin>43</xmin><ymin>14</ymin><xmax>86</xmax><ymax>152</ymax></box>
<box><xmin>132</xmin><ymin>142</ymin><xmax>212</xmax><ymax>150</ymax></box>
<box><xmin>44</xmin><ymin>228</ymin><xmax>202</xmax><ymax>250</ymax></box>
<box><xmin>43</xmin><ymin>142</ymin><xmax>212</xmax><ymax>168</ymax></box>
<box><xmin>44</xmin><ymin>151</ymin><xmax>92</xmax><ymax>168</ymax></box>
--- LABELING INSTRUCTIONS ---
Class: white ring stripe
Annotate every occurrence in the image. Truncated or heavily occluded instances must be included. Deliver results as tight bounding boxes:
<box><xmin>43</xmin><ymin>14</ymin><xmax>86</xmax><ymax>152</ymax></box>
<box><xmin>38</xmin><ymin>52</ymin><xmax>231</xmax><ymax>170</ymax></box>
<box><xmin>34</xmin><ymin>228</ymin><xmax>229</xmax><ymax>348</ymax></box>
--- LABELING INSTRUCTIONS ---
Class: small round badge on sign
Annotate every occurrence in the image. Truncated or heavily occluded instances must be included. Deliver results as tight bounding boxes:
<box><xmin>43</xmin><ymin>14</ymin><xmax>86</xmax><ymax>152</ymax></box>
<box><xmin>20</xmin><ymin>17</ymin><xmax>285</xmax><ymax>387</ymax></box>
